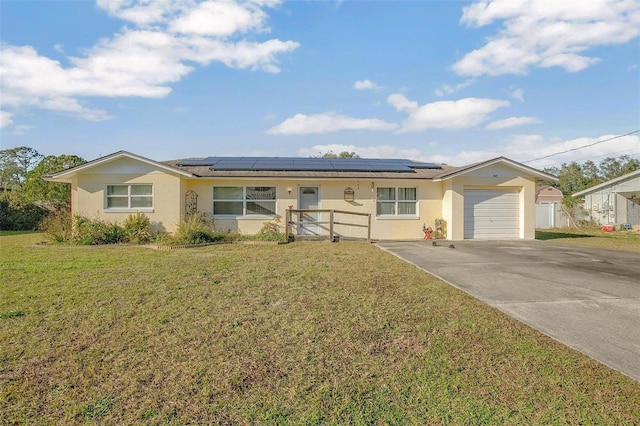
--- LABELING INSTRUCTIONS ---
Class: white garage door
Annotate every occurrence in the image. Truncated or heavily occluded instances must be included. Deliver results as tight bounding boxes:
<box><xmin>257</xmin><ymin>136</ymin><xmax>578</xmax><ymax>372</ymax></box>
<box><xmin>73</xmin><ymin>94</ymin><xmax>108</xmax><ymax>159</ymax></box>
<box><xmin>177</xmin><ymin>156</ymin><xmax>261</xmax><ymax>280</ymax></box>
<box><xmin>464</xmin><ymin>189</ymin><xmax>520</xmax><ymax>239</ymax></box>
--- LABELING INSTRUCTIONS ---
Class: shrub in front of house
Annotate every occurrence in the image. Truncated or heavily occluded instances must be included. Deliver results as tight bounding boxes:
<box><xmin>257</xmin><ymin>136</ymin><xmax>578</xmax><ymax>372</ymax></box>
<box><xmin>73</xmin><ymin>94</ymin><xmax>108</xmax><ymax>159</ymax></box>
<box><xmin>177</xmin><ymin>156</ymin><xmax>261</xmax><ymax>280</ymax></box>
<box><xmin>41</xmin><ymin>213</ymin><xmax>152</xmax><ymax>245</ymax></box>
<box><xmin>169</xmin><ymin>214</ymin><xmax>224</xmax><ymax>245</ymax></box>
<box><xmin>123</xmin><ymin>212</ymin><xmax>152</xmax><ymax>244</ymax></box>
<box><xmin>255</xmin><ymin>217</ymin><xmax>286</xmax><ymax>242</ymax></box>
<box><xmin>72</xmin><ymin>216</ymin><xmax>125</xmax><ymax>245</ymax></box>
<box><xmin>40</xmin><ymin>212</ymin><xmax>285</xmax><ymax>246</ymax></box>
<box><xmin>0</xmin><ymin>192</ymin><xmax>49</xmax><ymax>231</ymax></box>
<box><xmin>39</xmin><ymin>210</ymin><xmax>73</xmax><ymax>243</ymax></box>
<box><xmin>159</xmin><ymin>216</ymin><xmax>284</xmax><ymax>246</ymax></box>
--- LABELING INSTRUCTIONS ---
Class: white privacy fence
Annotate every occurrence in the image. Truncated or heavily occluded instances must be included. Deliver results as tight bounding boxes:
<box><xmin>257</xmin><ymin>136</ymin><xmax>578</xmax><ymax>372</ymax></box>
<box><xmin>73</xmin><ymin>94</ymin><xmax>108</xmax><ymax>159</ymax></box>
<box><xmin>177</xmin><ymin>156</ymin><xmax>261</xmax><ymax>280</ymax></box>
<box><xmin>535</xmin><ymin>203</ymin><xmax>573</xmax><ymax>229</ymax></box>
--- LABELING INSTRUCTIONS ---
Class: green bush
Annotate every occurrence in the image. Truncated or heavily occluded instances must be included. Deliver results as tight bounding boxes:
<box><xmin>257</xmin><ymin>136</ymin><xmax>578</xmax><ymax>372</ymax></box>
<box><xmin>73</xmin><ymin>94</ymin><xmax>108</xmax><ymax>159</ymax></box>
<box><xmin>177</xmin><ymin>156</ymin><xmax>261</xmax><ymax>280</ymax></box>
<box><xmin>158</xmin><ymin>214</ymin><xmax>248</xmax><ymax>246</ymax></box>
<box><xmin>255</xmin><ymin>217</ymin><xmax>286</xmax><ymax>241</ymax></box>
<box><xmin>40</xmin><ymin>213</ymin><xmax>152</xmax><ymax>245</ymax></box>
<box><xmin>171</xmin><ymin>214</ymin><xmax>217</xmax><ymax>245</ymax></box>
<box><xmin>124</xmin><ymin>212</ymin><xmax>151</xmax><ymax>244</ymax></box>
<box><xmin>72</xmin><ymin>216</ymin><xmax>125</xmax><ymax>245</ymax></box>
<box><xmin>39</xmin><ymin>210</ymin><xmax>73</xmax><ymax>243</ymax></box>
<box><xmin>151</xmin><ymin>232</ymin><xmax>172</xmax><ymax>245</ymax></box>
<box><xmin>40</xmin><ymin>211</ymin><xmax>282</xmax><ymax>246</ymax></box>
<box><xmin>0</xmin><ymin>192</ymin><xmax>48</xmax><ymax>231</ymax></box>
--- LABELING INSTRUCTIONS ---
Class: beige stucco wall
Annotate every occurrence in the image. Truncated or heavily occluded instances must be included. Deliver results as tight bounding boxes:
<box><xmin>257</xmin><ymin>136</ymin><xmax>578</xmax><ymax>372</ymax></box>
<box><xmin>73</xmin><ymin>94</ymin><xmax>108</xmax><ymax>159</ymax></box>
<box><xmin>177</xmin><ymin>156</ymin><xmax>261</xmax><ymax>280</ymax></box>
<box><xmin>69</xmin><ymin>157</ymin><xmax>539</xmax><ymax>239</ymax></box>
<box><xmin>441</xmin><ymin>180</ymin><xmax>453</xmax><ymax>239</ymax></box>
<box><xmin>72</xmin><ymin>157</ymin><xmax>183</xmax><ymax>232</ymax></box>
<box><xmin>442</xmin><ymin>163</ymin><xmax>537</xmax><ymax>240</ymax></box>
<box><xmin>184</xmin><ymin>178</ymin><xmax>443</xmax><ymax>240</ymax></box>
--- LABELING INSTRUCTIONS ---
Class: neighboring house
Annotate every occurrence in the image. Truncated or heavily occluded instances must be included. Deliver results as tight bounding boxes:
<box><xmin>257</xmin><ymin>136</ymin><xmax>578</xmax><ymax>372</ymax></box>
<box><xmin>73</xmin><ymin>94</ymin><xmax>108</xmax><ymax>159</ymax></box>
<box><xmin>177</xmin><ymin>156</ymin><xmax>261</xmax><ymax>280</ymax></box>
<box><xmin>44</xmin><ymin>151</ymin><xmax>556</xmax><ymax>240</ymax></box>
<box><xmin>535</xmin><ymin>185</ymin><xmax>563</xmax><ymax>204</ymax></box>
<box><xmin>573</xmin><ymin>169</ymin><xmax>640</xmax><ymax>226</ymax></box>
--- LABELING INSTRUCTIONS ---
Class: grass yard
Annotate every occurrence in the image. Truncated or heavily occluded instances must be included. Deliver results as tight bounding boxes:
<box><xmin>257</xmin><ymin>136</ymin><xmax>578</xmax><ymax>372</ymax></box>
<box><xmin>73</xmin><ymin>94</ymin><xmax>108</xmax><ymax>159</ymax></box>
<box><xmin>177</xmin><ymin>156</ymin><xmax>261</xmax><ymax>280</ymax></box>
<box><xmin>1</xmin><ymin>234</ymin><xmax>639</xmax><ymax>424</ymax></box>
<box><xmin>536</xmin><ymin>227</ymin><xmax>640</xmax><ymax>253</ymax></box>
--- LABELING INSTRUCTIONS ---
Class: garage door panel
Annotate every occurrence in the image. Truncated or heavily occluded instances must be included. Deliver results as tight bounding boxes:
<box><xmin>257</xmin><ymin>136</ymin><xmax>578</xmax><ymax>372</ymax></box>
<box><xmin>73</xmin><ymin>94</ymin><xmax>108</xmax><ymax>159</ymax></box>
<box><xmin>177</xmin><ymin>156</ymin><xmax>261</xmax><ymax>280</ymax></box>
<box><xmin>465</xmin><ymin>198</ymin><xmax>519</xmax><ymax>205</ymax></box>
<box><xmin>464</xmin><ymin>189</ymin><xmax>520</xmax><ymax>239</ymax></box>
<box><xmin>464</xmin><ymin>209</ymin><xmax>519</xmax><ymax>218</ymax></box>
<box><xmin>466</xmin><ymin>218</ymin><xmax>519</xmax><ymax>225</ymax></box>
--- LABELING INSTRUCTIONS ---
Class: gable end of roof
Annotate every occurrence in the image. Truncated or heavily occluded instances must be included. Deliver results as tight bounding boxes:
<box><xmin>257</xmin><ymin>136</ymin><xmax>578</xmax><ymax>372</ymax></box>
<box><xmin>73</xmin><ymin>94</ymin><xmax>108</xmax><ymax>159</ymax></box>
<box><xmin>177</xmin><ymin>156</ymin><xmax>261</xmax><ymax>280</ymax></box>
<box><xmin>43</xmin><ymin>151</ymin><xmax>194</xmax><ymax>182</ymax></box>
<box><xmin>432</xmin><ymin>157</ymin><xmax>557</xmax><ymax>181</ymax></box>
<box><xmin>572</xmin><ymin>168</ymin><xmax>640</xmax><ymax>197</ymax></box>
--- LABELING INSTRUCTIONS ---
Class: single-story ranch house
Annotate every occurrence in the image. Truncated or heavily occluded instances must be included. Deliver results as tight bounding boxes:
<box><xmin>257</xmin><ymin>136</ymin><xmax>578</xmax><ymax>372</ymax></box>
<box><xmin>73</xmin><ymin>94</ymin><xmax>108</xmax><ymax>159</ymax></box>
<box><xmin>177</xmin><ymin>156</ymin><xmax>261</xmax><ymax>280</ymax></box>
<box><xmin>573</xmin><ymin>169</ymin><xmax>640</xmax><ymax>227</ymax></box>
<box><xmin>44</xmin><ymin>151</ymin><xmax>556</xmax><ymax>240</ymax></box>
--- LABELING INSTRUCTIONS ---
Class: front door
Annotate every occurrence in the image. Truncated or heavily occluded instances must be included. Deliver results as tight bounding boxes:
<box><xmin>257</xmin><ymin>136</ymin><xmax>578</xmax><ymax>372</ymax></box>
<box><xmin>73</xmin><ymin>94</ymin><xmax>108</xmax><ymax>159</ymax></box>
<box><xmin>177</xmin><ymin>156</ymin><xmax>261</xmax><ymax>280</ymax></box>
<box><xmin>299</xmin><ymin>186</ymin><xmax>320</xmax><ymax>235</ymax></box>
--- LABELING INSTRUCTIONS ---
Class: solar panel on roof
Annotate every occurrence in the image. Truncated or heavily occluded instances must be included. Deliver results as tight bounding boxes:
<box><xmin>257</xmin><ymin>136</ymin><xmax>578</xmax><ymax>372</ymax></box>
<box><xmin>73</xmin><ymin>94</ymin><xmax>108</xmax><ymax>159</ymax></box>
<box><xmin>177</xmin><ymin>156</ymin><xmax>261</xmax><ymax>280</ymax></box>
<box><xmin>341</xmin><ymin>164</ymin><xmax>372</xmax><ymax>171</ymax></box>
<box><xmin>176</xmin><ymin>156</ymin><xmax>442</xmax><ymax>171</ymax></box>
<box><xmin>406</xmin><ymin>162</ymin><xmax>439</xmax><ymax>169</ymax></box>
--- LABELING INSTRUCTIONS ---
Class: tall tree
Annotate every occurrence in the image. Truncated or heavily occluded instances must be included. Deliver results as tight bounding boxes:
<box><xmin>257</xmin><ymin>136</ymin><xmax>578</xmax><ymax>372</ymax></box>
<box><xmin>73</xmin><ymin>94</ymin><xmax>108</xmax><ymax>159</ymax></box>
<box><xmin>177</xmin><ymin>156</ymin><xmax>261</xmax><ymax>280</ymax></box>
<box><xmin>618</xmin><ymin>155</ymin><xmax>640</xmax><ymax>175</ymax></box>
<box><xmin>581</xmin><ymin>160</ymin><xmax>601</xmax><ymax>188</ymax></box>
<box><xmin>544</xmin><ymin>155</ymin><xmax>639</xmax><ymax>196</ymax></box>
<box><xmin>556</xmin><ymin>162</ymin><xmax>590</xmax><ymax>195</ymax></box>
<box><xmin>0</xmin><ymin>146</ymin><xmax>43</xmax><ymax>189</ymax></box>
<box><xmin>599</xmin><ymin>157</ymin><xmax>623</xmax><ymax>181</ymax></box>
<box><xmin>23</xmin><ymin>154</ymin><xmax>86</xmax><ymax>206</ymax></box>
<box><xmin>599</xmin><ymin>155</ymin><xmax>639</xmax><ymax>180</ymax></box>
<box><xmin>320</xmin><ymin>151</ymin><xmax>360</xmax><ymax>158</ymax></box>
<box><xmin>338</xmin><ymin>151</ymin><xmax>360</xmax><ymax>158</ymax></box>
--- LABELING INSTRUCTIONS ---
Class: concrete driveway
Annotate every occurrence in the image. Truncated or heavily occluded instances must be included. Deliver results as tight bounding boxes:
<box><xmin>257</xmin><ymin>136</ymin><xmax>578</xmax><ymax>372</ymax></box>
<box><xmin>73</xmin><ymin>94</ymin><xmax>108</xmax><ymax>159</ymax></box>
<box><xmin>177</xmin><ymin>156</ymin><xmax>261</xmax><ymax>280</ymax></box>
<box><xmin>376</xmin><ymin>240</ymin><xmax>640</xmax><ymax>382</ymax></box>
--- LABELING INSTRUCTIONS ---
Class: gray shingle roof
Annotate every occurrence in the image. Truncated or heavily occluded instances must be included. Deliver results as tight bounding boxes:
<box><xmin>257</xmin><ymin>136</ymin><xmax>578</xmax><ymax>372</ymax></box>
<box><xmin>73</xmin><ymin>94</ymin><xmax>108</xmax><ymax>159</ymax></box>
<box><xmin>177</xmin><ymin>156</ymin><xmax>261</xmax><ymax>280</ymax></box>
<box><xmin>162</xmin><ymin>158</ymin><xmax>457</xmax><ymax>179</ymax></box>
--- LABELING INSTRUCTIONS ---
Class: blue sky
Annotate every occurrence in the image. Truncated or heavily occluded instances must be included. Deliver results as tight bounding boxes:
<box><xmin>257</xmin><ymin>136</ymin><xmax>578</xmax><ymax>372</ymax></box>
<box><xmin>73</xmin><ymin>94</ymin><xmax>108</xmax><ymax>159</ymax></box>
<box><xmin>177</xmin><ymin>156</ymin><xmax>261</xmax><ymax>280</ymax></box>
<box><xmin>1</xmin><ymin>0</ymin><xmax>639</xmax><ymax>169</ymax></box>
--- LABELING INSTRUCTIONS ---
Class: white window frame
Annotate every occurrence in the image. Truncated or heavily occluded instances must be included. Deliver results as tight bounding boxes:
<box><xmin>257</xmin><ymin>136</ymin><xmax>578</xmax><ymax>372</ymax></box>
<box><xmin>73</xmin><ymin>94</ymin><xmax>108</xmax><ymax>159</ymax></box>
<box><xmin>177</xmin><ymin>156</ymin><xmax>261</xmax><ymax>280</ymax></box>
<box><xmin>105</xmin><ymin>184</ymin><xmax>153</xmax><ymax>212</ymax></box>
<box><xmin>212</xmin><ymin>186</ymin><xmax>277</xmax><ymax>218</ymax></box>
<box><xmin>376</xmin><ymin>186</ymin><xmax>418</xmax><ymax>218</ymax></box>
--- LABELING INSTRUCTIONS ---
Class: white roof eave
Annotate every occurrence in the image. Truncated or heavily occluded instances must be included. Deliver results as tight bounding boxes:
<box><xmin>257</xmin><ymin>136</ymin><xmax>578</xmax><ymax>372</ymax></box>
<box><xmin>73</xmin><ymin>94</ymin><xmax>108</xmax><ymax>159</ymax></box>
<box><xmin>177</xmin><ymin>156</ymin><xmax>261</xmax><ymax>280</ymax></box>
<box><xmin>572</xmin><ymin>169</ymin><xmax>640</xmax><ymax>197</ymax></box>
<box><xmin>432</xmin><ymin>157</ymin><xmax>557</xmax><ymax>182</ymax></box>
<box><xmin>45</xmin><ymin>150</ymin><xmax>194</xmax><ymax>181</ymax></box>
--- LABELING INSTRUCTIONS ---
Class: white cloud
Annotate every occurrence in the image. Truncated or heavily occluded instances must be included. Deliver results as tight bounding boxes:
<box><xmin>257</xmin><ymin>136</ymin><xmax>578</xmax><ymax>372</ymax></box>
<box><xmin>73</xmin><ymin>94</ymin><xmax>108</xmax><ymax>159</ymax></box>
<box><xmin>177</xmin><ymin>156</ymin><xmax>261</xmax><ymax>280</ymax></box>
<box><xmin>1</xmin><ymin>1</ymin><xmax>298</xmax><ymax>122</ymax></box>
<box><xmin>41</xmin><ymin>97</ymin><xmax>112</xmax><ymax>121</ymax></box>
<box><xmin>387</xmin><ymin>93</ymin><xmax>419</xmax><ymax>112</ymax></box>
<box><xmin>430</xmin><ymin>133</ymin><xmax>640</xmax><ymax>168</ymax></box>
<box><xmin>170</xmin><ymin>1</ymin><xmax>269</xmax><ymax>36</ymax></box>
<box><xmin>298</xmin><ymin>144</ymin><xmax>423</xmax><ymax>159</ymax></box>
<box><xmin>353</xmin><ymin>79</ymin><xmax>380</xmax><ymax>91</ymax></box>
<box><xmin>454</xmin><ymin>0</ymin><xmax>640</xmax><ymax>76</ymax></box>
<box><xmin>267</xmin><ymin>112</ymin><xmax>398</xmax><ymax>135</ymax></box>
<box><xmin>628</xmin><ymin>64</ymin><xmax>638</xmax><ymax>71</ymax></box>
<box><xmin>96</xmin><ymin>0</ymin><xmax>186</xmax><ymax>26</ymax></box>
<box><xmin>387</xmin><ymin>93</ymin><xmax>509</xmax><ymax>132</ymax></box>
<box><xmin>297</xmin><ymin>133</ymin><xmax>640</xmax><ymax>168</ymax></box>
<box><xmin>0</xmin><ymin>110</ymin><xmax>13</xmax><ymax>128</ymax></box>
<box><xmin>509</xmin><ymin>87</ymin><xmax>524</xmax><ymax>101</ymax></box>
<box><xmin>11</xmin><ymin>125</ymin><xmax>35</xmax><ymax>136</ymax></box>
<box><xmin>486</xmin><ymin>116</ymin><xmax>542</xmax><ymax>129</ymax></box>
<box><xmin>183</xmin><ymin>38</ymin><xmax>299</xmax><ymax>73</ymax></box>
<box><xmin>434</xmin><ymin>78</ymin><xmax>475</xmax><ymax>97</ymax></box>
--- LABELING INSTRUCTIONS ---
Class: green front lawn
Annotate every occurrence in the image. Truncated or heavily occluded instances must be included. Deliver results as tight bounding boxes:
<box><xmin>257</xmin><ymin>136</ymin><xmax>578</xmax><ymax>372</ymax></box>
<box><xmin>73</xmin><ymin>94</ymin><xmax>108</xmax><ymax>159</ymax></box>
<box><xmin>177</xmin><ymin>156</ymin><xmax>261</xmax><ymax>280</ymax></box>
<box><xmin>536</xmin><ymin>227</ymin><xmax>640</xmax><ymax>253</ymax></box>
<box><xmin>0</xmin><ymin>230</ymin><xmax>36</xmax><ymax>236</ymax></box>
<box><xmin>1</xmin><ymin>234</ymin><xmax>638</xmax><ymax>424</ymax></box>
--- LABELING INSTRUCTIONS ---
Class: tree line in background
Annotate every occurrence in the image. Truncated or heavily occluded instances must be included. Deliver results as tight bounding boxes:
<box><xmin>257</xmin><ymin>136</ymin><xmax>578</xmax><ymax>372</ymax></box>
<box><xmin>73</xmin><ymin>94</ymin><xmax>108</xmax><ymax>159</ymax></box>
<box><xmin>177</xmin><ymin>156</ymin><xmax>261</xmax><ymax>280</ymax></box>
<box><xmin>0</xmin><ymin>146</ymin><xmax>638</xmax><ymax>230</ymax></box>
<box><xmin>0</xmin><ymin>146</ymin><xmax>86</xmax><ymax>230</ymax></box>
<box><xmin>542</xmin><ymin>155</ymin><xmax>639</xmax><ymax>203</ymax></box>
<box><xmin>320</xmin><ymin>151</ymin><xmax>360</xmax><ymax>158</ymax></box>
